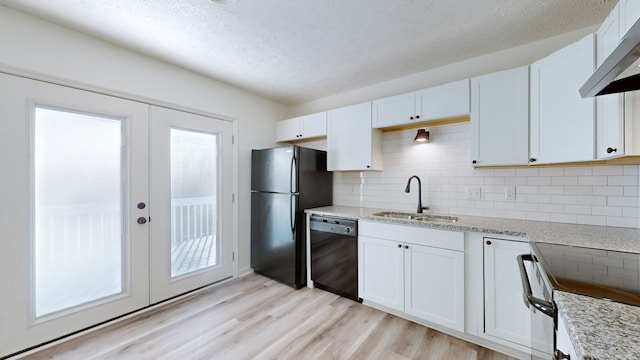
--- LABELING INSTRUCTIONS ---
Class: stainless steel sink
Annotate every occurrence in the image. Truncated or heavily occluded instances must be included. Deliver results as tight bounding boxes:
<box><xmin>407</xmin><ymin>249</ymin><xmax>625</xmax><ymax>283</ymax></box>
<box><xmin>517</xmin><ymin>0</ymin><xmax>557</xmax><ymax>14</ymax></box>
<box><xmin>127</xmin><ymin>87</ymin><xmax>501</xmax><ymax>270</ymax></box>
<box><xmin>372</xmin><ymin>211</ymin><xmax>458</xmax><ymax>223</ymax></box>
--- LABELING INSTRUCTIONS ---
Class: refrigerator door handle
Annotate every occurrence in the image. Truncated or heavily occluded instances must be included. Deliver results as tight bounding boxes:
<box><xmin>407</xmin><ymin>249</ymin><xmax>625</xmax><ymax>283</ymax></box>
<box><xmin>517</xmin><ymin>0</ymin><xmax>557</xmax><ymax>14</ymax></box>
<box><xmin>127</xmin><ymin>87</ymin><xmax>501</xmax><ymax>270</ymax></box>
<box><xmin>290</xmin><ymin>194</ymin><xmax>297</xmax><ymax>233</ymax></box>
<box><xmin>290</xmin><ymin>152</ymin><xmax>297</xmax><ymax>194</ymax></box>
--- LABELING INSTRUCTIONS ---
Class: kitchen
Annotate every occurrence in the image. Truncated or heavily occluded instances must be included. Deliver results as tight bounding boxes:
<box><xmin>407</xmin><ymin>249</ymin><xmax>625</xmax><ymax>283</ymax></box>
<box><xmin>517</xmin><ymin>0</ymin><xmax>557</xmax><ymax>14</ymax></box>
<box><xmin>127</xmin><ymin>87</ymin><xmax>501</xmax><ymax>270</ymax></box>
<box><xmin>0</xmin><ymin>1</ymin><xmax>639</xmax><ymax>359</ymax></box>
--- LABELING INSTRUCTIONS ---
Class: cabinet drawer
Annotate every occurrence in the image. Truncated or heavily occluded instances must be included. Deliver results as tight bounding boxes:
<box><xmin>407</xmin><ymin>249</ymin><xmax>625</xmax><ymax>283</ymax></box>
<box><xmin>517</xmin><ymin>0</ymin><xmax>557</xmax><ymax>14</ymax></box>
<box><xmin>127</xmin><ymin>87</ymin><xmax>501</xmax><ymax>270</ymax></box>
<box><xmin>359</xmin><ymin>220</ymin><xmax>464</xmax><ymax>251</ymax></box>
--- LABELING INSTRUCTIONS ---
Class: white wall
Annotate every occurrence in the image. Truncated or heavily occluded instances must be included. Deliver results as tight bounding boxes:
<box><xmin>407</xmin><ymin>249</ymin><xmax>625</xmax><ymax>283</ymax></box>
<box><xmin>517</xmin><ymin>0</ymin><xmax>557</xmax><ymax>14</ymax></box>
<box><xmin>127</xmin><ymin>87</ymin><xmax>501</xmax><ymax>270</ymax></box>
<box><xmin>288</xmin><ymin>27</ymin><xmax>597</xmax><ymax>117</ymax></box>
<box><xmin>0</xmin><ymin>5</ymin><xmax>287</xmax><ymax>275</ymax></box>
<box><xmin>333</xmin><ymin>124</ymin><xmax>640</xmax><ymax>229</ymax></box>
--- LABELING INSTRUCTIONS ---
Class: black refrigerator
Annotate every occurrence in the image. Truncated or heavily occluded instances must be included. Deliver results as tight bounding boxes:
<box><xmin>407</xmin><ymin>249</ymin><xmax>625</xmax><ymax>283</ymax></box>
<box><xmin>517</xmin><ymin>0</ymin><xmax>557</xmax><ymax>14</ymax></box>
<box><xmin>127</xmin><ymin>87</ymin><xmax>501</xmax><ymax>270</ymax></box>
<box><xmin>251</xmin><ymin>145</ymin><xmax>333</xmax><ymax>288</ymax></box>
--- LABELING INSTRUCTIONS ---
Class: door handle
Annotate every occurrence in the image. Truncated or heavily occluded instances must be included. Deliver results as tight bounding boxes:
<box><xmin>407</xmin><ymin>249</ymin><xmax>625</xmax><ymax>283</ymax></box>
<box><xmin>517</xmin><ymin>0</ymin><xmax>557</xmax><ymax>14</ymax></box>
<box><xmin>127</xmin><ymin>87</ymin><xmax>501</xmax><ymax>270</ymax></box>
<box><xmin>517</xmin><ymin>254</ymin><xmax>555</xmax><ymax>318</ymax></box>
<box><xmin>290</xmin><ymin>152</ymin><xmax>297</xmax><ymax>194</ymax></box>
<box><xmin>290</xmin><ymin>194</ymin><xmax>297</xmax><ymax>233</ymax></box>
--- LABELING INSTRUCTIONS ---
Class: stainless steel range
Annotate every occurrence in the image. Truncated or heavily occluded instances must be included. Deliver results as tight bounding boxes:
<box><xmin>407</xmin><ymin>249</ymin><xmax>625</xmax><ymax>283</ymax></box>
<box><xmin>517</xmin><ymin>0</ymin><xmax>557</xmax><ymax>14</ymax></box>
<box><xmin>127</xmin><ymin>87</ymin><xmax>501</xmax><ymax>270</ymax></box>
<box><xmin>518</xmin><ymin>242</ymin><xmax>640</xmax><ymax>359</ymax></box>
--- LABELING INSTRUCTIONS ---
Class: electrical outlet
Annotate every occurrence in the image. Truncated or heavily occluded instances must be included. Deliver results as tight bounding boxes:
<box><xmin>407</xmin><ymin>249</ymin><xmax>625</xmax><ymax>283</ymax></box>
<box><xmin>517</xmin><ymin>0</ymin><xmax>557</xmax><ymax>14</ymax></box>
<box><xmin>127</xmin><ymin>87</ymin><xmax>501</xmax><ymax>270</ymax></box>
<box><xmin>505</xmin><ymin>186</ymin><xmax>516</xmax><ymax>200</ymax></box>
<box><xmin>466</xmin><ymin>187</ymin><xmax>481</xmax><ymax>200</ymax></box>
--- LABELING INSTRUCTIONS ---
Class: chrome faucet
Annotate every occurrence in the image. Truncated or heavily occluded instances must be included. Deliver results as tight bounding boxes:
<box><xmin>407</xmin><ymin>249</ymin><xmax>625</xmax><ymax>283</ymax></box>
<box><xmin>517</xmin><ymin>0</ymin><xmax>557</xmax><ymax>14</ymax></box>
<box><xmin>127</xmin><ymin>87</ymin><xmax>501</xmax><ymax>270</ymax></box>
<box><xmin>404</xmin><ymin>175</ymin><xmax>429</xmax><ymax>214</ymax></box>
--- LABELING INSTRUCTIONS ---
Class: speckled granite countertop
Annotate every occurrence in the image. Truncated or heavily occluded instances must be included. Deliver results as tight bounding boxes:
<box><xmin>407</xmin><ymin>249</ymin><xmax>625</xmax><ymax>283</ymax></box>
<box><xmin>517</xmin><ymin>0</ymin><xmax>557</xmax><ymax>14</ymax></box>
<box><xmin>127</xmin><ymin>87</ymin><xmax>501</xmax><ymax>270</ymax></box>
<box><xmin>306</xmin><ymin>205</ymin><xmax>640</xmax><ymax>252</ymax></box>
<box><xmin>306</xmin><ymin>205</ymin><xmax>640</xmax><ymax>359</ymax></box>
<box><xmin>555</xmin><ymin>292</ymin><xmax>640</xmax><ymax>360</ymax></box>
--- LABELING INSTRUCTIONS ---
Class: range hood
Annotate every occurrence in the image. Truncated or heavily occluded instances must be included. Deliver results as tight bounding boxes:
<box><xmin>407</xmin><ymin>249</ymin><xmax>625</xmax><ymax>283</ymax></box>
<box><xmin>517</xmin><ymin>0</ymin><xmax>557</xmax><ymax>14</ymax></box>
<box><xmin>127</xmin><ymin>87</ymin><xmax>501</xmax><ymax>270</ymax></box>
<box><xmin>580</xmin><ymin>18</ymin><xmax>640</xmax><ymax>97</ymax></box>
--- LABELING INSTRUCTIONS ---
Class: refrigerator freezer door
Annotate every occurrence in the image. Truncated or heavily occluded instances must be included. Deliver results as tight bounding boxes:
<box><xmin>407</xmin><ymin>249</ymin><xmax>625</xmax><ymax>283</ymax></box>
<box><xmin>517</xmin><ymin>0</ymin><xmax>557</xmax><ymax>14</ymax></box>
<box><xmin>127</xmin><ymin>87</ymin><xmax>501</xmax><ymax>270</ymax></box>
<box><xmin>251</xmin><ymin>191</ymin><xmax>300</xmax><ymax>287</ymax></box>
<box><xmin>251</xmin><ymin>146</ymin><xmax>297</xmax><ymax>193</ymax></box>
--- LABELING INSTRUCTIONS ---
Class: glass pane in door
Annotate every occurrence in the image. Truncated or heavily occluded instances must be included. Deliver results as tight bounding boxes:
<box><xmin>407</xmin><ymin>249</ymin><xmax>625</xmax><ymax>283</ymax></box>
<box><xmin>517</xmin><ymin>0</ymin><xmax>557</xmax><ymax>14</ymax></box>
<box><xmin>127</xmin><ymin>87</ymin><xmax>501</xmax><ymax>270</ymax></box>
<box><xmin>170</xmin><ymin>129</ymin><xmax>218</xmax><ymax>277</ymax></box>
<box><xmin>34</xmin><ymin>107</ymin><xmax>124</xmax><ymax>317</ymax></box>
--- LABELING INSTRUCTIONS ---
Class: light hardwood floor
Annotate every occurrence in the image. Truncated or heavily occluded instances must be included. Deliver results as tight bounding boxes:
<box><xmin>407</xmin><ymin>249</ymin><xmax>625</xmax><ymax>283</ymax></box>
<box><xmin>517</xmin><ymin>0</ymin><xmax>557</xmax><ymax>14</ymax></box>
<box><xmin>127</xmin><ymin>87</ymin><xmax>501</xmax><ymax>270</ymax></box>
<box><xmin>21</xmin><ymin>274</ymin><xmax>517</xmax><ymax>360</ymax></box>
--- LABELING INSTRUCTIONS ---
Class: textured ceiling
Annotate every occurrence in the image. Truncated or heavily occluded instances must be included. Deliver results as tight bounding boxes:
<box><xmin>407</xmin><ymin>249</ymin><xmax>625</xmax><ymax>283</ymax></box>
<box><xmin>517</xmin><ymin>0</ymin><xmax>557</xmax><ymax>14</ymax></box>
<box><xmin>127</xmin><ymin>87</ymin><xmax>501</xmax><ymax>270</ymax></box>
<box><xmin>0</xmin><ymin>0</ymin><xmax>615</xmax><ymax>105</ymax></box>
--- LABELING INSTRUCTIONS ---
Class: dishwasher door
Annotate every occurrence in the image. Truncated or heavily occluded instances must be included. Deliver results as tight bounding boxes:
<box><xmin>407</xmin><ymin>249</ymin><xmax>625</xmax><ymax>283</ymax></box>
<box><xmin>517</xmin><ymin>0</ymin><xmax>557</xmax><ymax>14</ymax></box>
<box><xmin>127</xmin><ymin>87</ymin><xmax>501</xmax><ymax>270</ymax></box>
<box><xmin>310</xmin><ymin>215</ymin><xmax>361</xmax><ymax>302</ymax></box>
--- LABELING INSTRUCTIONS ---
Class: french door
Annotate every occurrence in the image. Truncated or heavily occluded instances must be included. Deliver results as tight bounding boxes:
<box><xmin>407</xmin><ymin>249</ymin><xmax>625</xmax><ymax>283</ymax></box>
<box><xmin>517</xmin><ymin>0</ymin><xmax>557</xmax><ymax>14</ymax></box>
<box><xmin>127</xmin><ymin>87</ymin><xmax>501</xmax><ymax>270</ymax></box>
<box><xmin>0</xmin><ymin>73</ymin><xmax>234</xmax><ymax>357</ymax></box>
<box><xmin>149</xmin><ymin>106</ymin><xmax>233</xmax><ymax>303</ymax></box>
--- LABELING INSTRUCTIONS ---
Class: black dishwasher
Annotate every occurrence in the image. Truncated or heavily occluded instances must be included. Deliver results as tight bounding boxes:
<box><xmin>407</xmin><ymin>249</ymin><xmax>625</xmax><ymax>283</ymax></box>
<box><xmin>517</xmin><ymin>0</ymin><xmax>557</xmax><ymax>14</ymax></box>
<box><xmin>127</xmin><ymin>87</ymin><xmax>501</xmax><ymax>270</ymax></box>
<box><xmin>310</xmin><ymin>215</ymin><xmax>361</xmax><ymax>302</ymax></box>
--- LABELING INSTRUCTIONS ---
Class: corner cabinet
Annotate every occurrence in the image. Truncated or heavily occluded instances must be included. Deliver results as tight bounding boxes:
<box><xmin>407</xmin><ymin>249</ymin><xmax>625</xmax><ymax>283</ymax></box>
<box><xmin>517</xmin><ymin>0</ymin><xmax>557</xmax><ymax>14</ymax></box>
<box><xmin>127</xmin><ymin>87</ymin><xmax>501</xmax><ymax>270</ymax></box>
<box><xmin>327</xmin><ymin>102</ymin><xmax>382</xmax><ymax>171</ymax></box>
<box><xmin>530</xmin><ymin>34</ymin><xmax>596</xmax><ymax>164</ymax></box>
<box><xmin>470</xmin><ymin>66</ymin><xmax>529</xmax><ymax>166</ymax></box>
<box><xmin>372</xmin><ymin>79</ymin><xmax>470</xmax><ymax>129</ymax></box>
<box><xmin>276</xmin><ymin>111</ymin><xmax>327</xmax><ymax>142</ymax></box>
<box><xmin>358</xmin><ymin>221</ymin><xmax>465</xmax><ymax>332</ymax></box>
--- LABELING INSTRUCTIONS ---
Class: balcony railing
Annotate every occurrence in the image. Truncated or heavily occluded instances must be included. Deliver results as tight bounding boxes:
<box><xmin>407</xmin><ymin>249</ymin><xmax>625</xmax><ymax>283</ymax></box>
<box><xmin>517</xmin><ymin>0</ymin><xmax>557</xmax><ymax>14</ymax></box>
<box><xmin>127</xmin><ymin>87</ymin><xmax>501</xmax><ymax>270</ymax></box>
<box><xmin>34</xmin><ymin>196</ymin><xmax>218</xmax><ymax>314</ymax></box>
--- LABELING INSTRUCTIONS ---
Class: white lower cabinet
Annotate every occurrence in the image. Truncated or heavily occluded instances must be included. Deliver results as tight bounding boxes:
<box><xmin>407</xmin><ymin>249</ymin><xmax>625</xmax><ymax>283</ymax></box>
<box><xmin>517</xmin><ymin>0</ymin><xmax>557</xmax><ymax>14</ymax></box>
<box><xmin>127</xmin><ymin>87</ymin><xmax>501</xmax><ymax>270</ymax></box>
<box><xmin>358</xmin><ymin>221</ymin><xmax>465</xmax><ymax>332</ymax></box>
<box><xmin>405</xmin><ymin>243</ymin><xmax>465</xmax><ymax>331</ymax></box>
<box><xmin>483</xmin><ymin>238</ymin><xmax>531</xmax><ymax>348</ymax></box>
<box><xmin>358</xmin><ymin>235</ymin><xmax>404</xmax><ymax>311</ymax></box>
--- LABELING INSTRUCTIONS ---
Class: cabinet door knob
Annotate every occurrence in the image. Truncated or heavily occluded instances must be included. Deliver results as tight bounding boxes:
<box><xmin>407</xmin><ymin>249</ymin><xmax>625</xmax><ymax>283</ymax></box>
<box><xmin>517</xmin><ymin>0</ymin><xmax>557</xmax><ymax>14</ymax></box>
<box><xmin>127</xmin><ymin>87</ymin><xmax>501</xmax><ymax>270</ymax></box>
<box><xmin>415</xmin><ymin>115</ymin><xmax>420</xmax><ymax>119</ymax></box>
<box><xmin>137</xmin><ymin>202</ymin><xmax>146</xmax><ymax>209</ymax></box>
<box><xmin>529</xmin><ymin>158</ymin><xmax>537</xmax><ymax>163</ymax></box>
<box><xmin>409</xmin><ymin>116</ymin><xmax>414</xmax><ymax>120</ymax></box>
<box><xmin>366</xmin><ymin>165</ymin><xmax>370</xmax><ymax>168</ymax></box>
<box><xmin>404</xmin><ymin>245</ymin><xmax>409</xmax><ymax>249</ymax></box>
<box><xmin>472</xmin><ymin>160</ymin><xmax>477</xmax><ymax>164</ymax></box>
<box><xmin>486</xmin><ymin>240</ymin><xmax>492</xmax><ymax>245</ymax></box>
<box><xmin>607</xmin><ymin>147</ymin><xmax>617</xmax><ymax>154</ymax></box>
<box><xmin>137</xmin><ymin>217</ymin><xmax>148</xmax><ymax>225</ymax></box>
<box><xmin>397</xmin><ymin>244</ymin><xmax>402</xmax><ymax>248</ymax></box>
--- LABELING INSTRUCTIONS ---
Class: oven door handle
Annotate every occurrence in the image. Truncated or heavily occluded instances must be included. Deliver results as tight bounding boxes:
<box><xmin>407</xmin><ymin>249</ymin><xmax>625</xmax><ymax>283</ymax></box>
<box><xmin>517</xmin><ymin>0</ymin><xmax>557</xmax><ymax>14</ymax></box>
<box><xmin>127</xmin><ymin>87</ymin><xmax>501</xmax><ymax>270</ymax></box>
<box><xmin>517</xmin><ymin>254</ymin><xmax>555</xmax><ymax>318</ymax></box>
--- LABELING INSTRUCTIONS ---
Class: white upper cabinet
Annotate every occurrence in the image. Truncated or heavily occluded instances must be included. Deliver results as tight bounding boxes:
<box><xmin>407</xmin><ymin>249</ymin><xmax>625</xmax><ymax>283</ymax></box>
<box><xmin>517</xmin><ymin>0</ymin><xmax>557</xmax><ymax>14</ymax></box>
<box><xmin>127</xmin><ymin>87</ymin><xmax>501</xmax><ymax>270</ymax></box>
<box><xmin>276</xmin><ymin>112</ymin><xmax>327</xmax><ymax>142</ymax></box>
<box><xmin>372</xmin><ymin>92</ymin><xmax>416</xmax><ymax>128</ymax></box>
<box><xmin>416</xmin><ymin>79</ymin><xmax>470</xmax><ymax>121</ymax></box>
<box><xmin>530</xmin><ymin>34</ymin><xmax>596</xmax><ymax>164</ymax></box>
<box><xmin>327</xmin><ymin>102</ymin><xmax>382</xmax><ymax>171</ymax></box>
<box><xmin>597</xmin><ymin>3</ymin><xmax>621</xmax><ymax>66</ymax></box>
<box><xmin>372</xmin><ymin>79</ymin><xmax>470</xmax><ymax>129</ymax></box>
<box><xmin>597</xmin><ymin>4</ymin><xmax>625</xmax><ymax>160</ymax></box>
<box><xmin>470</xmin><ymin>66</ymin><xmax>529</xmax><ymax>166</ymax></box>
<box><xmin>620</xmin><ymin>0</ymin><xmax>640</xmax><ymax>38</ymax></box>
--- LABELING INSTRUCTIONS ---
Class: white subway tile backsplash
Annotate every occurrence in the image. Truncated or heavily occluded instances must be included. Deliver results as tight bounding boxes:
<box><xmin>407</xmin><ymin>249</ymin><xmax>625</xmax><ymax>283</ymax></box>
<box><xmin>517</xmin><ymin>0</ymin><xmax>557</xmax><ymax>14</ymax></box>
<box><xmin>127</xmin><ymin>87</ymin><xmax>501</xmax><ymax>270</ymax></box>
<box><xmin>527</xmin><ymin>212</ymin><xmax>551</xmax><ymax>221</ymax></box>
<box><xmin>624</xmin><ymin>166</ymin><xmax>639</xmax><ymax>175</ymax></box>
<box><xmin>551</xmin><ymin>195</ymin><xmax>578</xmax><ymax>204</ymax></box>
<box><xmin>576</xmin><ymin>214</ymin><xmax>606</xmax><ymax>226</ymax></box>
<box><xmin>564</xmin><ymin>205</ymin><xmax>592</xmax><ymax>215</ymax></box>
<box><xmin>539</xmin><ymin>186</ymin><xmax>564</xmax><ymax>195</ymax></box>
<box><xmin>593</xmin><ymin>185</ymin><xmax>624</xmax><ymax>196</ymax></box>
<box><xmin>527</xmin><ymin>176</ymin><xmax>551</xmax><ymax>185</ymax></box>
<box><xmin>552</xmin><ymin>176</ymin><xmax>578</xmax><ymax>186</ymax></box>
<box><xmin>516</xmin><ymin>168</ymin><xmax>539</xmax><ymax>176</ymax></box>
<box><xmin>332</xmin><ymin>123</ymin><xmax>640</xmax><ymax>229</ymax></box>
<box><xmin>609</xmin><ymin>176</ymin><xmax>639</xmax><ymax>186</ymax></box>
<box><xmin>527</xmin><ymin>194</ymin><xmax>551</xmax><ymax>203</ymax></box>
<box><xmin>538</xmin><ymin>203</ymin><xmax>563</xmax><ymax>213</ymax></box>
<box><xmin>494</xmin><ymin>168</ymin><xmax>516</xmax><ymax>176</ymax></box>
<box><xmin>593</xmin><ymin>166</ymin><xmax>625</xmax><ymax>175</ymax></box>
<box><xmin>564</xmin><ymin>186</ymin><xmax>593</xmax><ymax>195</ymax></box>
<box><xmin>505</xmin><ymin>176</ymin><xmax>528</xmax><ymax>185</ymax></box>
<box><xmin>552</xmin><ymin>213</ymin><xmax>577</xmax><ymax>224</ymax></box>
<box><xmin>577</xmin><ymin>196</ymin><xmax>606</xmax><ymax>206</ymax></box>
<box><xmin>578</xmin><ymin>176</ymin><xmax>607</xmax><ymax>186</ymax></box>
<box><xmin>539</xmin><ymin>168</ymin><xmax>565</xmax><ymax>176</ymax></box>
<box><xmin>608</xmin><ymin>196</ymin><xmax>639</xmax><ymax>207</ymax></box>
<box><xmin>592</xmin><ymin>206</ymin><xmax>623</xmax><ymax>217</ymax></box>
<box><xmin>607</xmin><ymin>217</ymin><xmax>639</xmax><ymax>228</ymax></box>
